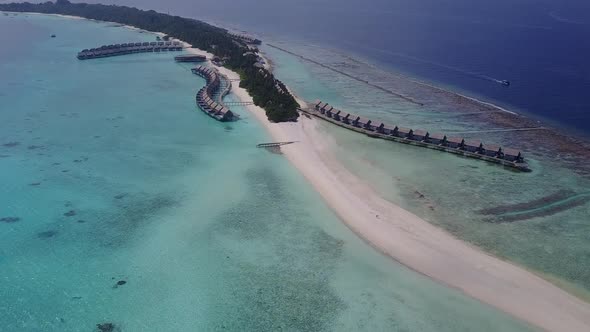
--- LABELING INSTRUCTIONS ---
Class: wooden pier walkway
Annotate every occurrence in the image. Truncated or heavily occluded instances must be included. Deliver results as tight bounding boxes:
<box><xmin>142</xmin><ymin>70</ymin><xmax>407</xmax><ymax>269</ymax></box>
<box><xmin>224</xmin><ymin>101</ymin><xmax>254</xmax><ymax>106</ymax></box>
<box><xmin>306</xmin><ymin>100</ymin><xmax>531</xmax><ymax>172</ymax></box>
<box><xmin>256</xmin><ymin>141</ymin><xmax>296</xmax><ymax>148</ymax></box>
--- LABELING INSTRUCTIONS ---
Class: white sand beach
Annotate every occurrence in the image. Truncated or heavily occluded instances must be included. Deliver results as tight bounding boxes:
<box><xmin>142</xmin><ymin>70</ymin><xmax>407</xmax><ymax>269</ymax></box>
<box><xmin>203</xmin><ymin>54</ymin><xmax>590</xmax><ymax>331</ymax></box>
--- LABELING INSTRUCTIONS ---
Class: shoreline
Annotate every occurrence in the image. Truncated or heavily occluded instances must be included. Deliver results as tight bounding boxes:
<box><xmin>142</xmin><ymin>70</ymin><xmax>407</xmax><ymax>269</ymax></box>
<box><xmin>192</xmin><ymin>54</ymin><xmax>590</xmax><ymax>332</ymax></box>
<box><xmin>9</xmin><ymin>11</ymin><xmax>590</xmax><ymax>331</ymax></box>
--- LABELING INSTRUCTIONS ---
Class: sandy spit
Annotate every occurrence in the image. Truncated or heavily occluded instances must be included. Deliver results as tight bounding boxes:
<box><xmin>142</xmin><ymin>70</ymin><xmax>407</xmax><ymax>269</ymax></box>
<box><xmin>204</xmin><ymin>53</ymin><xmax>590</xmax><ymax>332</ymax></box>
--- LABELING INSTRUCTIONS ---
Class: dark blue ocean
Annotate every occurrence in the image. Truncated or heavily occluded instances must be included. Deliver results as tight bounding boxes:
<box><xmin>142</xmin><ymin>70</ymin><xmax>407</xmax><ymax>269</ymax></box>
<box><xmin>85</xmin><ymin>0</ymin><xmax>590</xmax><ymax>134</ymax></box>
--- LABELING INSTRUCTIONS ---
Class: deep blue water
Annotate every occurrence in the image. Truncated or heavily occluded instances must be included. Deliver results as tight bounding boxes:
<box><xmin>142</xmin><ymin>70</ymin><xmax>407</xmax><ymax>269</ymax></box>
<box><xmin>85</xmin><ymin>0</ymin><xmax>590</xmax><ymax>133</ymax></box>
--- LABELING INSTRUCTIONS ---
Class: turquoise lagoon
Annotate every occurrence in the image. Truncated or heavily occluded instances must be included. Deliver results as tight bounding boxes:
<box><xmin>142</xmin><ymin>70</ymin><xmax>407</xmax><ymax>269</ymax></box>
<box><xmin>0</xmin><ymin>14</ymin><xmax>535</xmax><ymax>331</ymax></box>
<box><xmin>264</xmin><ymin>42</ymin><xmax>590</xmax><ymax>298</ymax></box>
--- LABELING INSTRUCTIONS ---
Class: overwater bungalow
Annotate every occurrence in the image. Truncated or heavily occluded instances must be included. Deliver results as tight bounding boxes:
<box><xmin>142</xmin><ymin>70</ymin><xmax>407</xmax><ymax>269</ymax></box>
<box><xmin>483</xmin><ymin>144</ymin><xmax>502</xmax><ymax>157</ymax></box>
<box><xmin>447</xmin><ymin>137</ymin><xmax>465</xmax><ymax>148</ymax></box>
<box><xmin>396</xmin><ymin>127</ymin><xmax>412</xmax><ymax>138</ymax></box>
<box><xmin>362</xmin><ymin>118</ymin><xmax>374</xmax><ymax>130</ymax></box>
<box><xmin>350</xmin><ymin>116</ymin><xmax>368</xmax><ymax>129</ymax></box>
<box><xmin>379</xmin><ymin>124</ymin><xmax>394</xmax><ymax>135</ymax></box>
<box><xmin>502</xmin><ymin>148</ymin><xmax>523</xmax><ymax>162</ymax></box>
<box><xmin>428</xmin><ymin>133</ymin><xmax>446</xmax><ymax>145</ymax></box>
<box><xmin>464</xmin><ymin>140</ymin><xmax>483</xmax><ymax>153</ymax></box>
<box><xmin>412</xmin><ymin>129</ymin><xmax>428</xmax><ymax>141</ymax></box>
<box><xmin>342</xmin><ymin>113</ymin><xmax>352</xmax><ymax>124</ymax></box>
<box><xmin>325</xmin><ymin>107</ymin><xmax>336</xmax><ymax>118</ymax></box>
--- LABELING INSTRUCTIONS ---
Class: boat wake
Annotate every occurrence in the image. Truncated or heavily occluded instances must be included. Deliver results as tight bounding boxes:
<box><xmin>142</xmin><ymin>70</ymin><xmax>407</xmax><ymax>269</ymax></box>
<box><xmin>478</xmin><ymin>74</ymin><xmax>510</xmax><ymax>86</ymax></box>
<box><xmin>342</xmin><ymin>42</ymin><xmax>510</xmax><ymax>87</ymax></box>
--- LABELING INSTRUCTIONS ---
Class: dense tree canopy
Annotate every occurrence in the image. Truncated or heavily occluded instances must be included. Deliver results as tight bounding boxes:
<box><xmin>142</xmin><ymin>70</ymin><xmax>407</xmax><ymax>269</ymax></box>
<box><xmin>0</xmin><ymin>0</ymin><xmax>300</xmax><ymax>122</ymax></box>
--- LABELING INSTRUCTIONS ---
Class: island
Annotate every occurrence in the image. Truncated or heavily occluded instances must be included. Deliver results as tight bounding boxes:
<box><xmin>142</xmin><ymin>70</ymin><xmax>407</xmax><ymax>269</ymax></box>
<box><xmin>0</xmin><ymin>0</ymin><xmax>300</xmax><ymax>123</ymax></box>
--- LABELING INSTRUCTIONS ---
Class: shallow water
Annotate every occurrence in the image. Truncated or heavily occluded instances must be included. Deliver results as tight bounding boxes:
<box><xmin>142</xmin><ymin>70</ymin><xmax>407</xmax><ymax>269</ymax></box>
<box><xmin>264</xmin><ymin>41</ymin><xmax>590</xmax><ymax>298</ymax></box>
<box><xmin>0</xmin><ymin>13</ymin><xmax>535</xmax><ymax>331</ymax></box>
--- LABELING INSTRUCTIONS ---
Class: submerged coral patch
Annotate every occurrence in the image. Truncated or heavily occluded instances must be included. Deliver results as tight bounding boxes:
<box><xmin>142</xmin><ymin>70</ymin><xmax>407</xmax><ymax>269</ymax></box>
<box><xmin>478</xmin><ymin>190</ymin><xmax>590</xmax><ymax>222</ymax></box>
<box><xmin>63</xmin><ymin>210</ymin><xmax>77</xmax><ymax>217</ymax></box>
<box><xmin>92</xmin><ymin>193</ymin><xmax>180</xmax><ymax>248</ymax></box>
<box><xmin>206</xmin><ymin>168</ymin><xmax>346</xmax><ymax>330</ymax></box>
<box><xmin>113</xmin><ymin>280</ymin><xmax>127</xmax><ymax>288</ymax></box>
<box><xmin>1</xmin><ymin>217</ymin><xmax>20</xmax><ymax>223</ymax></box>
<box><xmin>96</xmin><ymin>323</ymin><xmax>116</xmax><ymax>332</ymax></box>
<box><xmin>2</xmin><ymin>142</ymin><xmax>20</xmax><ymax>147</ymax></box>
<box><xmin>37</xmin><ymin>230</ymin><xmax>58</xmax><ymax>238</ymax></box>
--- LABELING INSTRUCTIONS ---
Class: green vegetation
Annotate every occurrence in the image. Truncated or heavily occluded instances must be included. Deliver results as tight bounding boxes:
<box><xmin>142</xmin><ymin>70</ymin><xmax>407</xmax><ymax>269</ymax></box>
<box><xmin>0</xmin><ymin>0</ymin><xmax>300</xmax><ymax>122</ymax></box>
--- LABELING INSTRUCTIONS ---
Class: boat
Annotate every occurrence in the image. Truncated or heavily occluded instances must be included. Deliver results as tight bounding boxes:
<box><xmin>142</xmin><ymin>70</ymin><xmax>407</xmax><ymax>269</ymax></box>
<box><xmin>500</xmin><ymin>80</ymin><xmax>510</xmax><ymax>86</ymax></box>
<box><xmin>51</xmin><ymin>34</ymin><xmax>56</xmax><ymax>38</ymax></box>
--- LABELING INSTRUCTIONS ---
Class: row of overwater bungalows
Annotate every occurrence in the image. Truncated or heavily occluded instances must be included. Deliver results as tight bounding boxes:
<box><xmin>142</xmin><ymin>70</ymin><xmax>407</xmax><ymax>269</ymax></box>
<box><xmin>77</xmin><ymin>41</ymin><xmax>183</xmax><ymax>60</ymax></box>
<box><xmin>174</xmin><ymin>54</ymin><xmax>207</xmax><ymax>63</ymax></box>
<box><xmin>312</xmin><ymin>100</ymin><xmax>528</xmax><ymax>168</ymax></box>
<box><xmin>192</xmin><ymin>66</ymin><xmax>236</xmax><ymax>122</ymax></box>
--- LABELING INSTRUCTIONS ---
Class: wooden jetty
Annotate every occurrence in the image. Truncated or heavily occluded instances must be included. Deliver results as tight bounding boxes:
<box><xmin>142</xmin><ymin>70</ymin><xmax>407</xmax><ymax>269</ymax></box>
<box><xmin>256</xmin><ymin>141</ymin><xmax>296</xmax><ymax>148</ymax></box>
<box><xmin>224</xmin><ymin>101</ymin><xmax>254</xmax><ymax>106</ymax></box>
<box><xmin>305</xmin><ymin>100</ymin><xmax>531</xmax><ymax>172</ymax></box>
<box><xmin>191</xmin><ymin>66</ymin><xmax>237</xmax><ymax>122</ymax></box>
<box><xmin>77</xmin><ymin>41</ymin><xmax>183</xmax><ymax>60</ymax></box>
